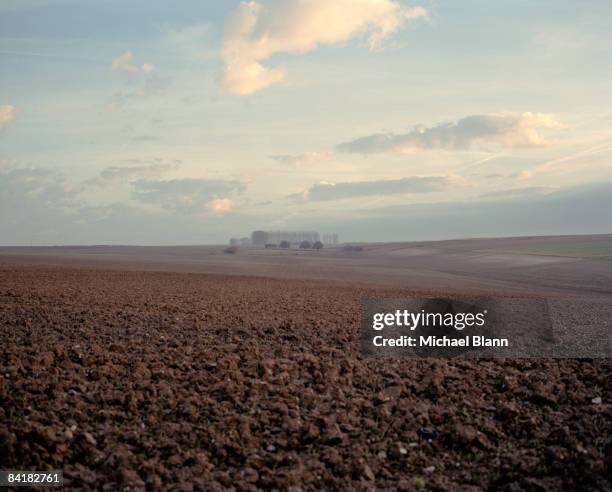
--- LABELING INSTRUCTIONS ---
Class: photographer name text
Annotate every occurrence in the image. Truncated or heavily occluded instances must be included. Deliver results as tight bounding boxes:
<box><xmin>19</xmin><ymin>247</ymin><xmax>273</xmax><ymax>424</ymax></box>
<box><xmin>371</xmin><ymin>309</ymin><xmax>509</xmax><ymax>348</ymax></box>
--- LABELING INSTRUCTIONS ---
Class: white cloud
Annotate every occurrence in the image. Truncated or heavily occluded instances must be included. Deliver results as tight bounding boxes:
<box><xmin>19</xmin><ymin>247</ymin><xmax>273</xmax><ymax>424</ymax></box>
<box><xmin>111</xmin><ymin>52</ymin><xmax>154</xmax><ymax>74</ymax></box>
<box><xmin>0</xmin><ymin>104</ymin><xmax>17</xmax><ymax>129</ymax></box>
<box><xmin>337</xmin><ymin>112</ymin><xmax>564</xmax><ymax>154</ymax></box>
<box><xmin>222</xmin><ymin>0</ymin><xmax>427</xmax><ymax>95</ymax></box>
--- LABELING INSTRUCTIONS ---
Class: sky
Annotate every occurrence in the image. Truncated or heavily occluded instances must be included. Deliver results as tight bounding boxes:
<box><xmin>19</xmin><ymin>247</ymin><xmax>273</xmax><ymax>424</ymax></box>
<box><xmin>1</xmin><ymin>0</ymin><xmax>612</xmax><ymax>245</ymax></box>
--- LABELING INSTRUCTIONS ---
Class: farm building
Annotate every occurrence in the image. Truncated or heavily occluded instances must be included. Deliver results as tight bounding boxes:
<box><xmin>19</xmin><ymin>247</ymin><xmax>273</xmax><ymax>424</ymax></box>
<box><xmin>265</xmin><ymin>231</ymin><xmax>320</xmax><ymax>246</ymax></box>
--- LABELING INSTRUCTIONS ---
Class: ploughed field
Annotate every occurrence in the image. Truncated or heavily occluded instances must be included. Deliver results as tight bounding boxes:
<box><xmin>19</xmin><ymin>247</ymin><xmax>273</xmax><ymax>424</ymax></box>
<box><xmin>1</xmin><ymin>265</ymin><xmax>610</xmax><ymax>491</ymax></box>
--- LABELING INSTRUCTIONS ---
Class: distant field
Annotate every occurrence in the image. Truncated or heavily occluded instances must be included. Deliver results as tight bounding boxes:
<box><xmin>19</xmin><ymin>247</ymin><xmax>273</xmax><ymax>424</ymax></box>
<box><xmin>484</xmin><ymin>240</ymin><xmax>612</xmax><ymax>259</ymax></box>
<box><xmin>3</xmin><ymin>235</ymin><xmax>612</xmax><ymax>295</ymax></box>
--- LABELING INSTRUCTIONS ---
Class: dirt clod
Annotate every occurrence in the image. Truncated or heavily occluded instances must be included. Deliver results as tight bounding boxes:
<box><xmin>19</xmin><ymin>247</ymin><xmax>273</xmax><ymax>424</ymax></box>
<box><xmin>1</xmin><ymin>265</ymin><xmax>610</xmax><ymax>491</ymax></box>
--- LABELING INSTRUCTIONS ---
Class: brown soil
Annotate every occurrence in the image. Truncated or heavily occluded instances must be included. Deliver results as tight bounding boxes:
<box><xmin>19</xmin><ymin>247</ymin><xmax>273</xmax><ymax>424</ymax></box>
<box><xmin>1</xmin><ymin>265</ymin><xmax>610</xmax><ymax>491</ymax></box>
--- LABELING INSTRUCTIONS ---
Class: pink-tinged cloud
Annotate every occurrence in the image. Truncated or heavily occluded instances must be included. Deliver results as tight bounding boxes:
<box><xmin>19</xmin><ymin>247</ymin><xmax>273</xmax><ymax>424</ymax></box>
<box><xmin>111</xmin><ymin>52</ymin><xmax>154</xmax><ymax>74</ymax></box>
<box><xmin>0</xmin><ymin>105</ymin><xmax>17</xmax><ymax>130</ymax></box>
<box><xmin>222</xmin><ymin>0</ymin><xmax>427</xmax><ymax>95</ymax></box>
<box><xmin>209</xmin><ymin>198</ymin><xmax>234</xmax><ymax>214</ymax></box>
<box><xmin>338</xmin><ymin>112</ymin><xmax>564</xmax><ymax>154</ymax></box>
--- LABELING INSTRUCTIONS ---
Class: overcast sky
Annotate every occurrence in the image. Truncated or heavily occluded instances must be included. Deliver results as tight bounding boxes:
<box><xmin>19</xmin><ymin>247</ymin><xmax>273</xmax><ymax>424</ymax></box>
<box><xmin>1</xmin><ymin>0</ymin><xmax>612</xmax><ymax>245</ymax></box>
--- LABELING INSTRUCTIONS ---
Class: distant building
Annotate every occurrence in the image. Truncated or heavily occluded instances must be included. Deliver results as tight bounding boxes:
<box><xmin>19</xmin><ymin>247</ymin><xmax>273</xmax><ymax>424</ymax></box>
<box><xmin>321</xmin><ymin>233</ymin><xmax>339</xmax><ymax>245</ymax></box>
<box><xmin>266</xmin><ymin>230</ymin><xmax>320</xmax><ymax>246</ymax></box>
<box><xmin>237</xmin><ymin>230</ymin><xmax>338</xmax><ymax>247</ymax></box>
<box><xmin>251</xmin><ymin>230</ymin><xmax>269</xmax><ymax>246</ymax></box>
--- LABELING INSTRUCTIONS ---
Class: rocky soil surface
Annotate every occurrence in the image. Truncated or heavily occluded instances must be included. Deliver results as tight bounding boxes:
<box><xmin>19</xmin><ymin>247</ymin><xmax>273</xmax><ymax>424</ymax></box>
<box><xmin>1</xmin><ymin>265</ymin><xmax>610</xmax><ymax>491</ymax></box>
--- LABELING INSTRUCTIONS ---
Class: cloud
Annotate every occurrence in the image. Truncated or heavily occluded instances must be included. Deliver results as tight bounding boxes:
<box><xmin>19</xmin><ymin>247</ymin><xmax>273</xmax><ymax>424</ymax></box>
<box><xmin>0</xmin><ymin>104</ymin><xmax>17</xmax><ymax>130</ymax></box>
<box><xmin>479</xmin><ymin>186</ymin><xmax>559</xmax><ymax>199</ymax></box>
<box><xmin>296</xmin><ymin>175</ymin><xmax>450</xmax><ymax>201</ymax></box>
<box><xmin>337</xmin><ymin>112</ymin><xmax>564</xmax><ymax>155</ymax></box>
<box><xmin>88</xmin><ymin>161</ymin><xmax>179</xmax><ymax>187</ymax></box>
<box><xmin>0</xmin><ymin>166</ymin><xmax>255</xmax><ymax>245</ymax></box>
<box><xmin>516</xmin><ymin>141</ymin><xmax>612</xmax><ymax>180</ymax></box>
<box><xmin>0</xmin><ymin>166</ymin><xmax>79</xmax><ymax>212</ymax></box>
<box><xmin>210</xmin><ymin>197</ymin><xmax>234</xmax><ymax>214</ymax></box>
<box><xmin>111</xmin><ymin>51</ymin><xmax>154</xmax><ymax>74</ymax></box>
<box><xmin>319</xmin><ymin>182</ymin><xmax>612</xmax><ymax>242</ymax></box>
<box><xmin>222</xmin><ymin>0</ymin><xmax>427</xmax><ymax>95</ymax></box>
<box><xmin>131</xmin><ymin>178</ymin><xmax>246</xmax><ymax>213</ymax></box>
<box><xmin>0</xmin><ymin>166</ymin><xmax>83</xmax><ymax>243</ymax></box>
<box><xmin>269</xmin><ymin>151</ymin><xmax>332</xmax><ymax>166</ymax></box>
<box><xmin>516</xmin><ymin>170</ymin><xmax>534</xmax><ymax>180</ymax></box>
<box><xmin>107</xmin><ymin>75</ymin><xmax>168</xmax><ymax>110</ymax></box>
<box><xmin>111</xmin><ymin>51</ymin><xmax>139</xmax><ymax>73</ymax></box>
<box><xmin>108</xmin><ymin>52</ymin><xmax>160</xmax><ymax>109</ymax></box>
